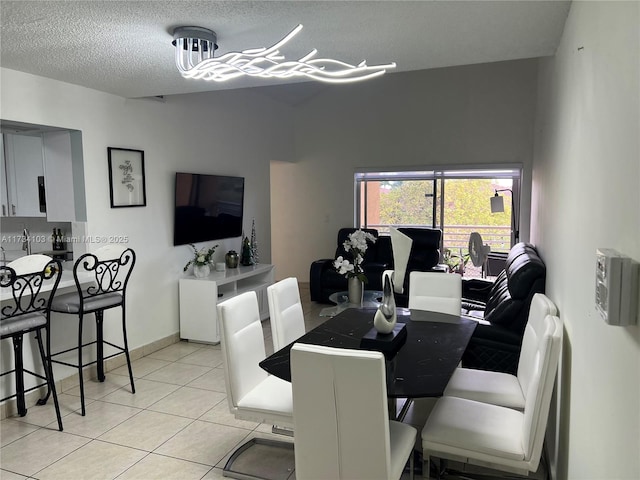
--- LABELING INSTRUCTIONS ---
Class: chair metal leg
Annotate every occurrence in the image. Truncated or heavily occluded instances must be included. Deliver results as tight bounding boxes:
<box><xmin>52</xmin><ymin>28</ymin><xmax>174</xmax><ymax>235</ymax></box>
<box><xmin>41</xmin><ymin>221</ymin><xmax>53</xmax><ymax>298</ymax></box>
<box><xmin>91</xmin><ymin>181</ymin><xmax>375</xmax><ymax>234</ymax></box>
<box><xmin>120</xmin><ymin>304</ymin><xmax>135</xmax><ymax>394</ymax></box>
<box><xmin>35</xmin><ymin>329</ymin><xmax>51</xmax><ymax>404</ymax></box>
<box><xmin>95</xmin><ymin>310</ymin><xmax>105</xmax><ymax>382</ymax></box>
<box><xmin>77</xmin><ymin>313</ymin><xmax>86</xmax><ymax>416</ymax></box>
<box><xmin>35</xmin><ymin>326</ymin><xmax>63</xmax><ymax>431</ymax></box>
<box><xmin>409</xmin><ymin>448</ymin><xmax>415</xmax><ymax>480</ymax></box>
<box><xmin>11</xmin><ymin>334</ymin><xmax>27</xmax><ymax>417</ymax></box>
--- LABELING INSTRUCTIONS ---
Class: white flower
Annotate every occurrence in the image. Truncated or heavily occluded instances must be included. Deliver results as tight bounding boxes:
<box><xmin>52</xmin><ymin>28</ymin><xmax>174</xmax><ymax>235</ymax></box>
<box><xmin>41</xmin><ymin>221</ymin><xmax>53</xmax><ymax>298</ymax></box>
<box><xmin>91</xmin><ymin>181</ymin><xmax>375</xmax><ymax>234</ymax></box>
<box><xmin>197</xmin><ymin>254</ymin><xmax>206</xmax><ymax>263</ymax></box>
<box><xmin>333</xmin><ymin>256</ymin><xmax>355</xmax><ymax>276</ymax></box>
<box><xmin>334</xmin><ymin>230</ymin><xmax>377</xmax><ymax>282</ymax></box>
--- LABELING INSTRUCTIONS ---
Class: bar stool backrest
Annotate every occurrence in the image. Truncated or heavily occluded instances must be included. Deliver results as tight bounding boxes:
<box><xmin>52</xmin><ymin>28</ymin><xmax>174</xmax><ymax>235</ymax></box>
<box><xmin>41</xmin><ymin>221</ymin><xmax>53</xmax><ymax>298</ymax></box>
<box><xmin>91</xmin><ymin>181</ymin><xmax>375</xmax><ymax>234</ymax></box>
<box><xmin>73</xmin><ymin>246</ymin><xmax>135</xmax><ymax>300</ymax></box>
<box><xmin>1</xmin><ymin>255</ymin><xmax>62</xmax><ymax>321</ymax></box>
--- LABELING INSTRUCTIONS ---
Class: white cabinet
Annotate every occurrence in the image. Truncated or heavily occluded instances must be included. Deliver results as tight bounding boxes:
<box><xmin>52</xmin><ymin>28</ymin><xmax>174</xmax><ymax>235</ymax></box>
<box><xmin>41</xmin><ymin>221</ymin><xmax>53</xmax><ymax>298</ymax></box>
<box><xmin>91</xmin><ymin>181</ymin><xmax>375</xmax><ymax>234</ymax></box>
<box><xmin>2</xmin><ymin>133</ymin><xmax>46</xmax><ymax>217</ymax></box>
<box><xmin>42</xmin><ymin>131</ymin><xmax>76</xmax><ymax>222</ymax></box>
<box><xmin>1</xmin><ymin>132</ymin><xmax>76</xmax><ymax>220</ymax></box>
<box><xmin>179</xmin><ymin>263</ymin><xmax>275</xmax><ymax>344</ymax></box>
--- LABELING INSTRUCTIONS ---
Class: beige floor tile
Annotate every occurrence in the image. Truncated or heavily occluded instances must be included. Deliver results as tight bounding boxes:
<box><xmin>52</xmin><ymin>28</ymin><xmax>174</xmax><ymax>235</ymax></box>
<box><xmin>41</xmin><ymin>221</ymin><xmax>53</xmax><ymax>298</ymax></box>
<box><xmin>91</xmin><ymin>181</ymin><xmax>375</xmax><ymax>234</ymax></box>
<box><xmin>202</xmin><ymin>466</ymin><xmax>226</xmax><ymax>479</ymax></box>
<box><xmin>35</xmin><ymin>439</ymin><xmax>147</xmax><ymax>480</ymax></box>
<box><xmin>145</xmin><ymin>342</ymin><xmax>203</xmax><ymax>362</ymax></box>
<box><xmin>185</xmin><ymin>367</ymin><xmax>227</xmax><ymax>392</ymax></box>
<box><xmin>98</xmin><ymin>410</ymin><xmax>192</xmax><ymax>451</ymax></box>
<box><xmin>147</xmin><ymin>386</ymin><xmax>226</xmax><ymax>419</ymax></box>
<box><xmin>63</xmin><ymin>374</ymin><xmax>132</xmax><ymax>400</ymax></box>
<box><xmin>116</xmin><ymin>453</ymin><xmax>213</xmax><ymax>480</ymax></box>
<box><xmin>8</xmin><ymin>393</ymin><xmax>88</xmax><ymax>429</ymax></box>
<box><xmin>0</xmin><ymin>469</ymin><xmax>29</xmax><ymax>479</ymax></box>
<box><xmin>177</xmin><ymin>347</ymin><xmax>224</xmax><ymax>368</ymax></box>
<box><xmin>0</xmin><ymin>418</ymin><xmax>39</xmax><ymax>447</ymax></box>
<box><xmin>99</xmin><ymin>378</ymin><xmax>179</xmax><ymax>409</ymax></box>
<box><xmin>142</xmin><ymin>362</ymin><xmax>211</xmax><ymax>386</ymax></box>
<box><xmin>199</xmin><ymin>398</ymin><xmax>260</xmax><ymax>430</ymax></box>
<box><xmin>110</xmin><ymin>356</ymin><xmax>170</xmax><ymax>378</ymax></box>
<box><xmin>154</xmin><ymin>420</ymin><xmax>250</xmax><ymax>466</ymax></box>
<box><xmin>60</xmin><ymin>401</ymin><xmax>141</xmax><ymax>438</ymax></box>
<box><xmin>0</xmin><ymin>428</ymin><xmax>90</xmax><ymax>477</ymax></box>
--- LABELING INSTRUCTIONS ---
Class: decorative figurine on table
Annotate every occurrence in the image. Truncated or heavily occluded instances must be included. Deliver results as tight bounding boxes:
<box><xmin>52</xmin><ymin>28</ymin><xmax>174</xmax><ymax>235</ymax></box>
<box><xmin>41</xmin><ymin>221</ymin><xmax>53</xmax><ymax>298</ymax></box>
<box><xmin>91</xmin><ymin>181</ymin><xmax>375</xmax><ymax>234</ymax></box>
<box><xmin>374</xmin><ymin>274</ymin><xmax>397</xmax><ymax>334</ymax></box>
<box><xmin>240</xmin><ymin>236</ymin><xmax>254</xmax><ymax>266</ymax></box>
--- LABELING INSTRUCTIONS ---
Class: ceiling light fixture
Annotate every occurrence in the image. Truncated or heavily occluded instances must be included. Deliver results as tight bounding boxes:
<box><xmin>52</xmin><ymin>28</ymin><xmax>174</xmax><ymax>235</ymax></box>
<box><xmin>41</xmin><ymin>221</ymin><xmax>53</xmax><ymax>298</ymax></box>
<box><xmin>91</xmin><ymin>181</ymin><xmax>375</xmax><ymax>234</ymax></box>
<box><xmin>172</xmin><ymin>24</ymin><xmax>396</xmax><ymax>84</ymax></box>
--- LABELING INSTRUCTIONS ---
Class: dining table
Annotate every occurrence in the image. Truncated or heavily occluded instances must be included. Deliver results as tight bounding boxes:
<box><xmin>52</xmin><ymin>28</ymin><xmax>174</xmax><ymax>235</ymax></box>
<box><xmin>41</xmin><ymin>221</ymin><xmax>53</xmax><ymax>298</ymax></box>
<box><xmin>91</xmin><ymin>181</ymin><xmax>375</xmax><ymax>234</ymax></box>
<box><xmin>259</xmin><ymin>306</ymin><xmax>477</xmax><ymax>419</ymax></box>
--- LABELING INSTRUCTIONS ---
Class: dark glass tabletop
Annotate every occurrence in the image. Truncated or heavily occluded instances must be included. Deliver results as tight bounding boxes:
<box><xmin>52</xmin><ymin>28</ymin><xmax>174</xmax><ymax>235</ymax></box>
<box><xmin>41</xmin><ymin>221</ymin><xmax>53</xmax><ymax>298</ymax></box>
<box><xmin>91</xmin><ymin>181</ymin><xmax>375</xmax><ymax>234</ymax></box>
<box><xmin>259</xmin><ymin>307</ymin><xmax>477</xmax><ymax>398</ymax></box>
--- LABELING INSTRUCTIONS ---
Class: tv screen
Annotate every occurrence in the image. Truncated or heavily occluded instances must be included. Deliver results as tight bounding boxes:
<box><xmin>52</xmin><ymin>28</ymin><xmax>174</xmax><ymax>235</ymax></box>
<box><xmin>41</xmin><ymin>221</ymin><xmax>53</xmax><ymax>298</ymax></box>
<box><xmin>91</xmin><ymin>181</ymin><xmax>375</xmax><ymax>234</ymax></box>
<box><xmin>174</xmin><ymin>172</ymin><xmax>245</xmax><ymax>246</ymax></box>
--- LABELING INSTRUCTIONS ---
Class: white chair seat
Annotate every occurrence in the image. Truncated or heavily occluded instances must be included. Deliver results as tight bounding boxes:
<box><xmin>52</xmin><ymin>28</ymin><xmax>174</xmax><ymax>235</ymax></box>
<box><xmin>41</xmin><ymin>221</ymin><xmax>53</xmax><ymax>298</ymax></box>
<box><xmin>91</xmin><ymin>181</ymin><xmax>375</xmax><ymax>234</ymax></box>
<box><xmin>237</xmin><ymin>375</ymin><xmax>293</xmax><ymax>423</ymax></box>
<box><xmin>389</xmin><ymin>420</ymin><xmax>418</xmax><ymax>479</ymax></box>
<box><xmin>422</xmin><ymin>396</ymin><xmax>525</xmax><ymax>461</ymax></box>
<box><xmin>444</xmin><ymin>367</ymin><xmax>525</xmax><ymax>410</ymax></box>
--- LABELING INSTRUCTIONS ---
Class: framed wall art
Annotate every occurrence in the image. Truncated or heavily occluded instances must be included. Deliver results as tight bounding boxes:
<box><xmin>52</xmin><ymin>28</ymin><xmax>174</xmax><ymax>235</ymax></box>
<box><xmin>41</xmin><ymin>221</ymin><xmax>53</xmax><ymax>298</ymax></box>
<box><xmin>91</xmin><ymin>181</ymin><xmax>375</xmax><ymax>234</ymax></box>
<box><xmin>107</xmin><ymin>147</ymin><xmax>147</xmax><ymax>208</ymax></box>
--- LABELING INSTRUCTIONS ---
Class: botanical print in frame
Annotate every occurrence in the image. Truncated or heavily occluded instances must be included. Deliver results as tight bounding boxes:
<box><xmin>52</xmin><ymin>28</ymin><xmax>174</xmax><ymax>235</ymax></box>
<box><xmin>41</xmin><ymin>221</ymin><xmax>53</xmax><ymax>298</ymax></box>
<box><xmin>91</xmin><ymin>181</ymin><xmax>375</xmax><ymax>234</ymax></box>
<box><xmin>107</xmin><ymin>147</ymin><xmax>146</xmax><ymax>208</ymax></box>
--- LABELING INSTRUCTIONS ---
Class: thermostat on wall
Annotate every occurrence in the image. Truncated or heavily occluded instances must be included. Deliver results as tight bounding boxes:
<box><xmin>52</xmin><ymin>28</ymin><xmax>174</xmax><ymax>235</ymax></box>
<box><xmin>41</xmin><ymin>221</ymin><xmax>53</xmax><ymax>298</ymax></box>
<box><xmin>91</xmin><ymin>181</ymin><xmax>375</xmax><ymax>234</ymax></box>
<box><xmin>595</xmin><ymin>249</ymin><xmax>639</xmax><ymax>326</ymax></box>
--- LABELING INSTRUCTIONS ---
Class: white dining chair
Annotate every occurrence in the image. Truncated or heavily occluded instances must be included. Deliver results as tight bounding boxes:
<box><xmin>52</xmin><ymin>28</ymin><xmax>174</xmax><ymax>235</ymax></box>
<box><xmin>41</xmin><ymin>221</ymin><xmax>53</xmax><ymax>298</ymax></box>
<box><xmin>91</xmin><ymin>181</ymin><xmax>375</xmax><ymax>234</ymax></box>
<box><xmin>267</xmin><ymin>277</ymin><xmax>306</xmax><ymax>351</ymax></box>
<box><xmin>422</xmin><ymin>313</ymin><xmax>562</xmax><ymax>477</ymax></box>
<box><xmin>408</xmin><ymin>271</ymin><xmax>462</xmax><ymax>316</ymax></box>
<box><xmin>291</xmin><ymin>343</ymin><xmax>417</xmax><ymax>480</ymax></box>
<box><xmin>217</xmin><ymin>291</ymin><xmax>294</xmax><ymax>479</ymax></box>
<box><xmin>444</xmin><ymin>293</ymin><xmax>558</xmax><ymax>410</ymax></box>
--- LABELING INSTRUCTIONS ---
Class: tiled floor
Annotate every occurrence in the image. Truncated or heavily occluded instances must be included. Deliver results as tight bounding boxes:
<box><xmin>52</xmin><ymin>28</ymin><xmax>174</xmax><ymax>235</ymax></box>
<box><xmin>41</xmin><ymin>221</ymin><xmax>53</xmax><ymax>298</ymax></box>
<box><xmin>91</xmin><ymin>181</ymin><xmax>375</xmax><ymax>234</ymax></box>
<box><xmin>3</xmin><ymin>284</ymin><xmax>413</xmax><ymax>480</ymax></box>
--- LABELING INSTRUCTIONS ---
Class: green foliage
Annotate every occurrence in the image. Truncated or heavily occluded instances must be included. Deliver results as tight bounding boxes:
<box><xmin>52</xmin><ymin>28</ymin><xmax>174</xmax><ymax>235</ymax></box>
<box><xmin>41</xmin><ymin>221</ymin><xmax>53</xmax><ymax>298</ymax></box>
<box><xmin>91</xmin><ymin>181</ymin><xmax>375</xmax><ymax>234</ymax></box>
<box><xmin>377</xmin><ymin>179</ymin><xmax>511</xmax><ymax>226</ymax></box>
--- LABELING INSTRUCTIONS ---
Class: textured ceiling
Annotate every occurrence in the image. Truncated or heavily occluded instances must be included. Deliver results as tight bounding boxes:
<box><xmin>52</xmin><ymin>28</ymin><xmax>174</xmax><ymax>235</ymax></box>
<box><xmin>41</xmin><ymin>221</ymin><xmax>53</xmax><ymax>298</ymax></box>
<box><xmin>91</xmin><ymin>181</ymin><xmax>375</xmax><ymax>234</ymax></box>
<box><xmin>0</xmin><ymin>1</ymin><xmax>570</xmax><ymax>99</ymax></box>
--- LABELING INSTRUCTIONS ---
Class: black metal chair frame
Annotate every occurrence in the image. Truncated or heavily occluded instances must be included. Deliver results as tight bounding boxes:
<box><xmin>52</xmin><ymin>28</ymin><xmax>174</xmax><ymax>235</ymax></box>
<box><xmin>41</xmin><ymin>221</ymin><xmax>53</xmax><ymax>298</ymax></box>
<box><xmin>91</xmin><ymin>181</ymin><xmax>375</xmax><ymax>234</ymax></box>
<box><xmin>0</xmin><ymin>258</ymin><xmax>63</xmax><ymax>431</ymax></box>
<box><xmin>50</xmin><ymin>247</ymin><xmax>136</xmax><ymax>416</ymax></box>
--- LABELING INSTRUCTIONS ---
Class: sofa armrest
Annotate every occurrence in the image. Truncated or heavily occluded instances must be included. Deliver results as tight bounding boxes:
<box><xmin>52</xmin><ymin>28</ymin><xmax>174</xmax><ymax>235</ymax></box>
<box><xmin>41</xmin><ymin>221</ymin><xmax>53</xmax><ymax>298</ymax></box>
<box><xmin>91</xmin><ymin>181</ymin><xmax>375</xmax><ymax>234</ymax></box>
<box><xmin>462</xmin><ymin>278</ymin><xmax>494</xmax><ymax>303</ymax></box>
<box><xmin>310</xmin><ymin>259</ymin><xmax>334</xmax><ymax>302</ymax></box>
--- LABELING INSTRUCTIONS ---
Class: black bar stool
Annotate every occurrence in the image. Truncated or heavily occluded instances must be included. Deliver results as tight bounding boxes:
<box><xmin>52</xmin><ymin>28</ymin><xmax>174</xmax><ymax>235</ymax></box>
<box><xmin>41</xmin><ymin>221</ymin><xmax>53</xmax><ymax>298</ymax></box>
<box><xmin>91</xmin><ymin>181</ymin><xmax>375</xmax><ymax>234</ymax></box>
<box><xmin>50</xmin><ymin>246</ymin><xmax>136</xmax><ymax>416</ymax></box>
<box><xmin>1</xmin><ymin>254</ymin><xmax>64</xmax><ymax>431</ymax></box>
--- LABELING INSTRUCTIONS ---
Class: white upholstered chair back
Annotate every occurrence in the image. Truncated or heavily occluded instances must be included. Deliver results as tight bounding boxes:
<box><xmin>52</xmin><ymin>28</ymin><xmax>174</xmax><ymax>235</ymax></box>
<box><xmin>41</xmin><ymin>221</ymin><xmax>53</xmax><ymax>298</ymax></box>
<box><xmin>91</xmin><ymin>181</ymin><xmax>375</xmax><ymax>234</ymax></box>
<box><xmin>291</xmin><ymin>343</ymin><xmax>394</xmax><ymax>480</ymax></box>
<box><xmin>267</xmin><ymin>277</ymin><xmax>306</xmax><ymax>351</ymax></box>
<box><xmin>517</xmin><ymin>293</ymin><xmax>558</xmax><ymax>400</ymax></box>
<box><xmin>408</xmin><ymin>272</ymin><xmax>462</xmax><ymax>316</ymax></box>
<box><xmin>521</xmin><ymin>313</ymin><xmax>562</xmax><ymax>463</ymax></box>
<box><xmin>217</xmin><ymin>291</ymin><xmax>268</xmax><ymax>413</ymax></box>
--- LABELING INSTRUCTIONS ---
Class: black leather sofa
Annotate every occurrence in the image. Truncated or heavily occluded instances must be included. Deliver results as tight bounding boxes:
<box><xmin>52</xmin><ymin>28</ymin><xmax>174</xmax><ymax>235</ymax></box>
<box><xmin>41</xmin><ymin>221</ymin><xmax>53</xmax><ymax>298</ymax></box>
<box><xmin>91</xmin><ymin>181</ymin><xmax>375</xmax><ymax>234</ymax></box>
<box><xmin>461</xmin><ymin>242</ymin><xmax>547</xmax><ymax>374</ymax></box>
<box><xmin>310</xmin><ymin>227</ymin><xmax>442</xmax><ymax>306</ymax></box>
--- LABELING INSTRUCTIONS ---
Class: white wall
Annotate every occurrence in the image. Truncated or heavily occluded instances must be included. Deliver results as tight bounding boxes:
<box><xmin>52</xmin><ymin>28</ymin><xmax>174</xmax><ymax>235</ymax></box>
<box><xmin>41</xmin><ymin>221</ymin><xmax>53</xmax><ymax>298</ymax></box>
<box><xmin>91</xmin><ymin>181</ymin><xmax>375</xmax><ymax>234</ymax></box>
<box><xmin>532</xmin><ymin>2</ymin><xmax>640</xmax><ymax>479</ymax></box>
<box><xmin>271</xmin><ymin>59</ymin><xmax>539</xmax><ymax>281</ymax></box>
<box><xmin>1</xmin><ymin>68</ymin><xmax>293</xmax><ymax>392</ymax></box>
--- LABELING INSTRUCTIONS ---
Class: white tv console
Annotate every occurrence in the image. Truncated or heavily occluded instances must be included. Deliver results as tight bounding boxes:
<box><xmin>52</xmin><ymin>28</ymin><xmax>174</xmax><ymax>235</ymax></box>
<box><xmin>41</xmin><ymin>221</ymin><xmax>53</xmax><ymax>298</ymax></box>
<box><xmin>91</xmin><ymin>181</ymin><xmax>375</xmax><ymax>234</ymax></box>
<box><xmin>179</xmin><ymin>263</ymin><xmax>275</xmax><ymax>344</ymax></box>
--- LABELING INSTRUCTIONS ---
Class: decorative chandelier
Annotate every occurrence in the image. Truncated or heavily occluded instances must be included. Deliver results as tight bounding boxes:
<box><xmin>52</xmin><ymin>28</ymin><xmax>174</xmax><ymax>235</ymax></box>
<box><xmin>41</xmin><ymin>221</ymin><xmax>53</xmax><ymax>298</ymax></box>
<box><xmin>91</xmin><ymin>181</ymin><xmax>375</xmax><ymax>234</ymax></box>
<box><xmin>172</xmin><ymin>24</ymin><xmax>396</xmax><ymax>84</ymax></box>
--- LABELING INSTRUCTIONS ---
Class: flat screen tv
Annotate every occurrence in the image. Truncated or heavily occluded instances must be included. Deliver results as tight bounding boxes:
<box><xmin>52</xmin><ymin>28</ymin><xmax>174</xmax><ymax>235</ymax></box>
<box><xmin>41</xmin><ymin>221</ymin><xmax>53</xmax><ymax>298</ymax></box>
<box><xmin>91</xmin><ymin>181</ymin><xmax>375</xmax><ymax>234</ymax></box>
<box><xmin>174</xmin><ymin>172</ymin><xmax>245</xmax><ymax>246</ymax></box>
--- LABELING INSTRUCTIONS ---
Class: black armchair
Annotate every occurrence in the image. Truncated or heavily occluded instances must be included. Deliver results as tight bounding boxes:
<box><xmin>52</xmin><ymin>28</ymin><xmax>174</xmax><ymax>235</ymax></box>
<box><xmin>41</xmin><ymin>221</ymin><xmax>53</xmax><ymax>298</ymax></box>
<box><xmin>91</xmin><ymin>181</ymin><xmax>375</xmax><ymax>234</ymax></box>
<box><xmin>310</xmin><ymin>228</ymin><xmax>392</xmax><ymax>304</ymax></box>
<box><xmin>310</xmin><ymin>227</ymin><xmax>444</xmax><ymax>306</ymax></box>
<box><xmin>461</xmin><ymin>242</ymin><xmax>547</xmax><ymax>374</ymax></box>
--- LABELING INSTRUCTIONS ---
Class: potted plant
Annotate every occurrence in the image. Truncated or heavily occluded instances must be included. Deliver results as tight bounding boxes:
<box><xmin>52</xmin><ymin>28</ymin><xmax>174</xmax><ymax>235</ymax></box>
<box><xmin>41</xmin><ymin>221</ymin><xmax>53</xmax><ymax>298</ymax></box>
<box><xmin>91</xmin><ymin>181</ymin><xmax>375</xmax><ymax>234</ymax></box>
<box><xmin>442</xmin><ymin>248</ymin><xmax>469</xmax><ymax>275</ymax></box>
<box><xmin>333</xmin><ymin>229</ymin><xmax>377</xmax><ymax>304</ymax></box>
<box><xmin>184</xmin><ymin>243</ymin><xmax>219</xmax><ymax>278</ymax></box>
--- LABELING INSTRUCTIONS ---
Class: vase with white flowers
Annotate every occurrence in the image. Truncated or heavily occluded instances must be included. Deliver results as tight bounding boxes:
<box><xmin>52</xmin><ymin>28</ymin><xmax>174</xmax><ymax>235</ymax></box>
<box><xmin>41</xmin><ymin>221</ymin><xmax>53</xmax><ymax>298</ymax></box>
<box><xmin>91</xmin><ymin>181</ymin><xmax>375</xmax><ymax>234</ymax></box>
<box><xmin>333</xmin><ymin>229</ymin><xmax>377</xmax><ymax>305</ymax></box>
<box><xmin>184</xmin><ymin>243</ymin><xmax>219</xmax><ymax>278</ymax></box>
